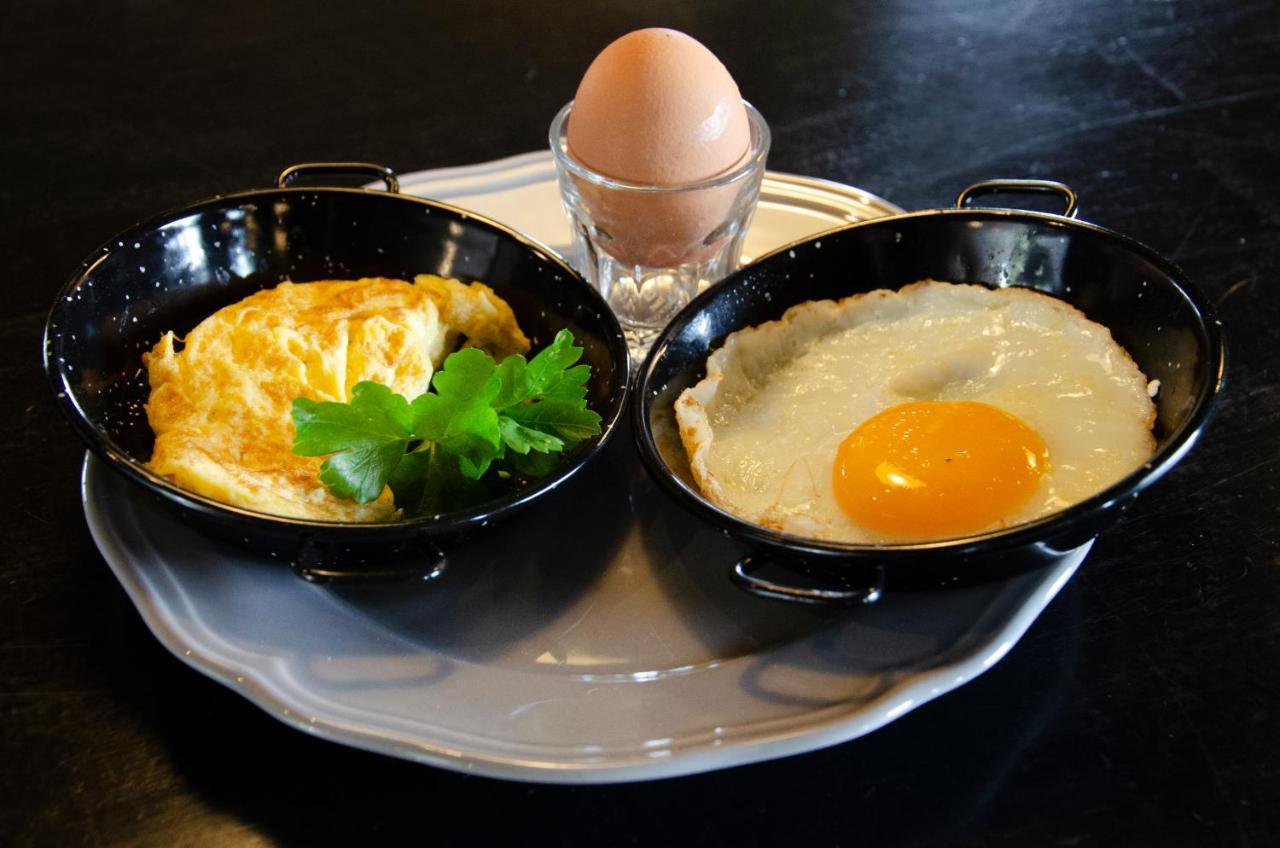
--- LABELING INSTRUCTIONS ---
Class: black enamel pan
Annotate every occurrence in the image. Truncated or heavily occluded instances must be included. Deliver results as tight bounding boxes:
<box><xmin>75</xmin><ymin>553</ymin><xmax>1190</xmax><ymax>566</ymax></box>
<box><xmin>45</xmin><ymin>163</ymin><xmax>629</xmax><ymax>583</ymax></box>
<box><xmin>634</xmin><ymin>180</ymin><xmax>1225</xmax><ymax>605</ymax></box>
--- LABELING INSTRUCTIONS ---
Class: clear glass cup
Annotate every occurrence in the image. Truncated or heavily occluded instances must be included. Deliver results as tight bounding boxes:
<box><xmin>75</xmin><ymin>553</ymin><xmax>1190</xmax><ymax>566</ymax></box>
<box><xmin>549</xmin><ymin>101</ymin><xmax>771</xmax><ymax>360</ymax></box>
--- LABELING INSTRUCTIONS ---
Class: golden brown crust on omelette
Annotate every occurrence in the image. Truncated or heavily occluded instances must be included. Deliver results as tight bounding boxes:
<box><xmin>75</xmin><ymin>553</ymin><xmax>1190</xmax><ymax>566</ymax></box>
<box><xmin>143</xmin><ymin>276</ymin><xmax>529</xmax><ymax>521</ymax></box>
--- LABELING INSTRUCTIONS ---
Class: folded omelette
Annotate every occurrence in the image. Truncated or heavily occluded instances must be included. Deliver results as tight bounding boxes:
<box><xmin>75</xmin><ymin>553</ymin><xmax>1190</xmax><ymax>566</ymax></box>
<box><xmin>142</xmin><ymin>275</ymin><xmax>529</xmax><ymax>521</ymax></box>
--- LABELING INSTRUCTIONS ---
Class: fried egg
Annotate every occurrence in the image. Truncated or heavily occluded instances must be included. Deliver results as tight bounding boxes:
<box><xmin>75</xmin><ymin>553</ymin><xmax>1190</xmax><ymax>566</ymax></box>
<box><xmin>675</xmin><ymin>280</ymin><xmax>1157</xmax><ymax>543</ymax></box>
<box><xmin>143</xmin><ymin>275</ymin><xmax>528</xmax><ymax>522</ymax></box>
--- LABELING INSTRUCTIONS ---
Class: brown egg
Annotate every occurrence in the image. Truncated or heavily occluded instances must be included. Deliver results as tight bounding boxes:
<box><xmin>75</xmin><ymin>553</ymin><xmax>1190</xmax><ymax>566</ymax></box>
<box><xmin>568</xmin><ymin>28</ymin><xmax>750</xmax><ymax>185</ymax></box>
<box><xmin>565</xmin><ymin>29</ymin><xmax>754</xmax><ymax>267</ymax></box>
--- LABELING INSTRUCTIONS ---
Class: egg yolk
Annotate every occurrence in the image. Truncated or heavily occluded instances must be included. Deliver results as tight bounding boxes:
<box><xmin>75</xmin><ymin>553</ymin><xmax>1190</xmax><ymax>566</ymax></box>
<box><xmin>832</xmin><ymin>401</ymin><xmax>1049</xmax><ymax>539</ymax></box>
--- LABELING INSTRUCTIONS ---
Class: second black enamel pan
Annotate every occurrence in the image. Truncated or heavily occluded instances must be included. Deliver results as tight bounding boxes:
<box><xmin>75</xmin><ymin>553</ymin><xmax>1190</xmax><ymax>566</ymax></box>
<box><xmin>634</xmin><ymin>180</ymin><xmax>1226</xmax><ymax>604</ymax></box>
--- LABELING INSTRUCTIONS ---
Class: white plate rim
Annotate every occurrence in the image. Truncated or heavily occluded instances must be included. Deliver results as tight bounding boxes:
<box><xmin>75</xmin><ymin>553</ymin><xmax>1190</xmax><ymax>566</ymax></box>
<box><xmin>83</xmin><ymin>452</ymin><xmax>1084</xmax><ymax>784</ymax></box>
<box><xmin>387</xmin><ymin>150</ymin><xmax>905</xmax><ymax>266</ymax></box>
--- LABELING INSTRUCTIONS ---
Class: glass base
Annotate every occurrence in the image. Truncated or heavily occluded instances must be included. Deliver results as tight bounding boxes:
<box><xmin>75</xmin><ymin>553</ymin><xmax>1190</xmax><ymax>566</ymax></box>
<box><xmin>621</xmin><ymin>322</ymin><xmax>663</xmax><ymax>369</ymax></box>
<box><xmin>595</xmin><ymin>257</ymin><xmax>712</xmax><ymax>327</ymax></box>
<box><xmin>572</xmin><ymin>235</ymin><xmax>748</xmax><ymax>367</ymax></box>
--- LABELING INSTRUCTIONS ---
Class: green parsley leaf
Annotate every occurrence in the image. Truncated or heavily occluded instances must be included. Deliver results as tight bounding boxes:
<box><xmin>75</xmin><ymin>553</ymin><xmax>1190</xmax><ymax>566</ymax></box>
<box><xmin>503</xmin><ymin>448</ymin><xmax>561</xmax><ymax>478</ymax></box>
<box><xmin>411</xmin><ymin>348</ymin><xmax>502</xmax><ymax>479</ymax></box>
<box><xmin>318</xmin><ymin>442</ymin><xmax>408</xmax><ymax>503</ymax></box>
<box><xmin>389</xmin><ymin>444</ymin><xmax>490</xmax><ymax>516</ymax></box>
<box><xmin>503</xmin><ymin>399</ymin><xmax>602</xmax><ymax>443</ymax></box>
<box><xmin>290</xmin><ymin>330</ymin><xmax>601</xmax><ymax>516</ymax></box>
<box><xmin>291</xmin><ymin>382</ymin><xmax>413</xmax><ymax>456</ymax></box>
<box><xmin>498</xmin><ymin>416</ymin><xmax>565</xmax><ymax>455</ymax></box>
<box><xmin>524</xmin><ymin>329</ymin><xmax>584</xmax><ymax>391</ymax></box>
<box><xmin>291</xmin><ymin>382</ymin><xmax>414</xmax><ymax>502</ymax></box>
<box><xmin>491</xmin><ymin>329</ymin><xmax>601</xmax><ymax>458</ymax></box>
<box><xmin>491</xmin><ymin>354</ymin><xmax>533</xmax><ymax>411</ymax></box>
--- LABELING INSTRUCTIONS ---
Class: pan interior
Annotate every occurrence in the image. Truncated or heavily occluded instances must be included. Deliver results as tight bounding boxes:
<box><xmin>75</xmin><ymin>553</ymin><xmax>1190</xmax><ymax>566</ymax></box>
<box><xmin>47</xmin><ymin>189</ymin><xmax>626</xmax><ymax>527</ymax></box>
<box><xmin>642</xmin><ymin>212</ymin><xmax>1220</xmax><ymax>539</ymax></box>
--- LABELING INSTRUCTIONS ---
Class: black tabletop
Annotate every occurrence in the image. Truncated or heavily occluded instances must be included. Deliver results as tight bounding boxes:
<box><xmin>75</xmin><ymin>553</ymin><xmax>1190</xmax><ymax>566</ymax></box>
<box><xmin>5</xmin><ymin>1</ymin><xmax>1277</xmax><ymax>845</ymax></box>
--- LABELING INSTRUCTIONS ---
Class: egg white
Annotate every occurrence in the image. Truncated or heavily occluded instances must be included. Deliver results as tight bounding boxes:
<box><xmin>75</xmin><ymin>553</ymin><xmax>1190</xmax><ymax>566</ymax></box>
<box><xmin>675</xmin><ymin>280</ymin><xmax>1157</xmax><ymax>543</ymax></box>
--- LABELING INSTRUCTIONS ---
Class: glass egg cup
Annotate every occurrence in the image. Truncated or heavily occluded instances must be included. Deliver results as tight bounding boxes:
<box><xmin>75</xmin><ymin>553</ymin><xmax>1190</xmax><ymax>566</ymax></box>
<box><xmin>550</xmin><ymin>101</ymin><xmax>771</xmax><ymax>361</ymax></box>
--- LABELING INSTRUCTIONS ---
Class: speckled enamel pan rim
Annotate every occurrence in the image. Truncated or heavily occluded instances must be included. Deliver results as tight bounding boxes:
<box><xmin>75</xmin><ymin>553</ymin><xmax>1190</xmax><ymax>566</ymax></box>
<box><xmin>45</xmin><ymin>184</ymin><xmax>630</xmax><ymax>534</ymax></box>
<box><xmin>636</xmin><ymin>206</ymin><xmax>1228</xmax><ymax>557</ymax></box>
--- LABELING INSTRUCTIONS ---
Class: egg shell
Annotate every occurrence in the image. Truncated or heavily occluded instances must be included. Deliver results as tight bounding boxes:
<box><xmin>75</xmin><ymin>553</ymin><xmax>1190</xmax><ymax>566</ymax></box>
<box><xmin>567</xmin><ymin>170</ymin><xmax>753</xmax><ymax>268</ymax></box>
<box><xmin>568</xmin><ymin>28</ymin><xmax>750</xmax><ymax>185</ymax></box>
<box><xmin>566</xmin><ymin>29</ymin><xmax>752</xmax><ymax>267</ymax></box>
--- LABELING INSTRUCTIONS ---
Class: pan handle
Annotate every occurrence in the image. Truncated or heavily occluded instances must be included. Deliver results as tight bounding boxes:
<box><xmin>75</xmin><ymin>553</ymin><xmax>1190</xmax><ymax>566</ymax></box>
<box><xmin>291</xmin><ymin>536</ymin><xmax>447</xmax><ymax>584</ymax></box>
<box><xmin>730</xmin><ymin>556</ymin><xmax>884</xmax><ymax>606</ymax></box>
<box><xmin>956</xmin><ymin>179</ymin><xmax>1078</xmax><ymax>219</ymax></box>
<box><xmin>277</xmin><ymin>162</ymin><xmax>400</xmax><ymax>193</ymax></box>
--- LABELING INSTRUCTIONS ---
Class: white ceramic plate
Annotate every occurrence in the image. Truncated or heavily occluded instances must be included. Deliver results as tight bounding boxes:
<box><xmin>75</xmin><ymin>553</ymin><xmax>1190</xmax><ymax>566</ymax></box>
<box><xmin>82</xmin><ymin>157</ymin><xmax>1087</xmax><ymax>783</ymax></box>
<box><xmin>84</xmin><ymin>450</ymin><xmax>1084</xmax><ymax>784</ymax></box>
<box><xmin>388</xmin><ymin>150</ymin><xmax>905</xmax><ymax>266</ymax></box>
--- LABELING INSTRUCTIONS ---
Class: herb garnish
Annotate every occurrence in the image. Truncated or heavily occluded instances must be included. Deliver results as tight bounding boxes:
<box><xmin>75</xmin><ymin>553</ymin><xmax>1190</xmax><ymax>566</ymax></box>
<box><xmin>290</xmin><ymin>329</ymin><xmax>601</xmax><ymax>516</ymax></box>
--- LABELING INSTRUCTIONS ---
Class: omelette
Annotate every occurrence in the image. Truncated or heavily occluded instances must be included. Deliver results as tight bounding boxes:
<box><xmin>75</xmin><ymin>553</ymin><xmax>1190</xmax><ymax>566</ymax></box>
<box><xmin>143</xmin><ymin>275</ymin><xmax>529</xmax><ymax>521</ymax></box>
<box><xmin>676</xmin><ymin>280</ymin><xmax>1157</xmax><ymax>543</ymax></box>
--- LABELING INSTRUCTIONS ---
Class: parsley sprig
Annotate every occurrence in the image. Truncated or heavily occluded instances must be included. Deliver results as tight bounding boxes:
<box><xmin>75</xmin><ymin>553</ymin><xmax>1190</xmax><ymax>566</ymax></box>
<box><xmin>290</xmin><ymin>330</ymin><xmax>602</xmax><ymax>516</ymax></box>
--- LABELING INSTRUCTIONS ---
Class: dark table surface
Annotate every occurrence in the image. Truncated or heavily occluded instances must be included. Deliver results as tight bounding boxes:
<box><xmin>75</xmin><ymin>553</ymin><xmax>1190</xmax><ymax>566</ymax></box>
<box><xmin>5</xmin><ymin>1</ymin><xmax>1278</xmax><ymax>845</ymax></box>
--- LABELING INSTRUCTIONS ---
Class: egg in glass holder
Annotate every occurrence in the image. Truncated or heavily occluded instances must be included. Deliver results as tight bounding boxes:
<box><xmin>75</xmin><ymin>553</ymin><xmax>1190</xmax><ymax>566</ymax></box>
<box><xmin>550</xmin><ymin>102</ymin><xmax>770</xmax><ymax>361</ymax></box>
